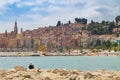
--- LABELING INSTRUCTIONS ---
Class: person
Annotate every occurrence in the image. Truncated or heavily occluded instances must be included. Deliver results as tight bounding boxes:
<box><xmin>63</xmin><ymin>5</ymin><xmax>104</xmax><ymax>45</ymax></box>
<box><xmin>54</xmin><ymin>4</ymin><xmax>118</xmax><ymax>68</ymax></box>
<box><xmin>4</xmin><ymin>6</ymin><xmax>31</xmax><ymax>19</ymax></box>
<box><xmin>28</xmin><ymin>63</ymin><xmax>34</xmax><ymax>69</ymax></box>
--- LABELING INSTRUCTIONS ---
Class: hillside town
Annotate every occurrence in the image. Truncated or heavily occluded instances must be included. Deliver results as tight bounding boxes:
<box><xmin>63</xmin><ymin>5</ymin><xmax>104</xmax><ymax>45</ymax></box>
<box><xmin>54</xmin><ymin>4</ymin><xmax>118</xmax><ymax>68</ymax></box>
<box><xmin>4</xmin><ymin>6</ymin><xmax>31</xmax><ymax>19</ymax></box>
<box><xmin>0</xmin><ymin>16</ymin><xmax>120</xmax><ymax>56</ymax></box>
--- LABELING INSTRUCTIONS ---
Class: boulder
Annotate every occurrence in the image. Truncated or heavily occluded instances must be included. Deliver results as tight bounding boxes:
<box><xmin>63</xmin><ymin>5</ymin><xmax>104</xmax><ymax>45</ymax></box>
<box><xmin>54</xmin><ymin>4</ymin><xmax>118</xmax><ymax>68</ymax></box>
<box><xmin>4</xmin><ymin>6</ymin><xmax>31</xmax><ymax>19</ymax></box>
<box><xmin>14</xmin><ymin>66</ymin><xmax>26</xmax><ymax>71</ymax></box>
<box><xmin>51</xmin><ymin>69</ymin><xmax>69</xmax><ymax>76</ymax></box>
<box><xmin>24</xmin><ymin>78</ymin><xmax>34</xmax><ymax>80</ymax></box>
<box><xmin>4</xmin><ymin>75</ymin><xmax>13</xmax><ymax>79</ymax></box>
<box><xmin>17</xmin><ymin>71</ymin><xmax>31</xmax><ymax>78</ymax></box>
<box><xmin>36</xmin><ymin>71</ymin><xmax>58</xmax><ymax>80</ymax></box>
<box><xmin>68</xmin><ymin>74</ymin><xmax>78</xmax><ymax>80</ymax></box>
<box><xmin>84</xmin><ymin>72</ymin><xmax>94</xmax><ymax>79</ymax></box>
<box><xmin>0</xmin><ymin>68</ymin><xmax>120</xmax><ymax>80</ymax></box>
<box><xmin>76</xmin><ymin>75</ymin><xmax>84</xmax><ymax>80</ymax></box>
<box><xmin>12</xmin><ymin>77</ymin><xmax>25</xmax><ymax>80</ymax></box>
<box><xmin>0</xmin><ymin>77</ymin><xmax>6</xmax><ymax>80</ymax></box>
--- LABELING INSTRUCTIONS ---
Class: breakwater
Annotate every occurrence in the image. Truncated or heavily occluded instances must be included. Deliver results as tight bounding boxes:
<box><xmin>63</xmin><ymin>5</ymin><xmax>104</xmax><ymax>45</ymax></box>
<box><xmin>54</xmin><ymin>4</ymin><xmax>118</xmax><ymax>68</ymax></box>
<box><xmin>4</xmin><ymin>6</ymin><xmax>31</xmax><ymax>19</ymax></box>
<box><xmin>0</xmin><ymin>66</ymin><xmax>120</xmax><ymax>80</ymax></box>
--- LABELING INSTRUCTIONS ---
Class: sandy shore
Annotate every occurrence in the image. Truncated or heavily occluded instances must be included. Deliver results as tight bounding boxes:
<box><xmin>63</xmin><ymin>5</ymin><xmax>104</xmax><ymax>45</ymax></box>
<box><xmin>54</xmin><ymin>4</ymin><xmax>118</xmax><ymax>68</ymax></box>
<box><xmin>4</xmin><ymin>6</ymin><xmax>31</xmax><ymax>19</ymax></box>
<box><xmin>0</xmin><ymin>66</ymin><xmax>120</xmax><ymax>80</ymax></box>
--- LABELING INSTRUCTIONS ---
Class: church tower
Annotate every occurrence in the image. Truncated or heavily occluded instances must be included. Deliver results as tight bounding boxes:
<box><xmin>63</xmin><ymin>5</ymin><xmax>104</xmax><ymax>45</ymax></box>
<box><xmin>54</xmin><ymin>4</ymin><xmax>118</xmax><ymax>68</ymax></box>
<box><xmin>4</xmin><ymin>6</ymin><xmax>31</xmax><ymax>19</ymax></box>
<box><xmin>14</xmin><ymin>21</ymin><xmax>18</xmax><ymax>35</ymax></box>
<box><xmin>21</xmin><ymin>28</ymin><xmax>23</xmax><ymax>33</ymax></box>
<box><xmin>5</xmin><ymin>30</ymin><xmax>7</xmax><ymax>37</ymax></box>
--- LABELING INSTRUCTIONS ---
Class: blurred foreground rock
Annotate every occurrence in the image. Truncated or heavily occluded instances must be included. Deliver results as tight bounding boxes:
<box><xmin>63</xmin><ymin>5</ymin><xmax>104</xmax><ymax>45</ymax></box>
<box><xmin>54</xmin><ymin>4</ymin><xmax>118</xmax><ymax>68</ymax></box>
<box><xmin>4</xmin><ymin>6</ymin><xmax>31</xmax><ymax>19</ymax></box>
<box><xmin>0</xmin><ymin>66</ymin><xmax>120</xmax><ymax>80</ymax></box>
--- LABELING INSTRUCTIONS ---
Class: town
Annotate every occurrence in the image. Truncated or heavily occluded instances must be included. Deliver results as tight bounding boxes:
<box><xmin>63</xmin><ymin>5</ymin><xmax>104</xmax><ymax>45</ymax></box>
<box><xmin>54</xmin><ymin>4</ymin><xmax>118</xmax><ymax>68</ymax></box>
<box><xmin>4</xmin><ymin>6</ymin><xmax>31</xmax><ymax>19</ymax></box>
<box><xmin>0</xmin><ymin>15</ymin><xmax>120</xmax><ymax>56</ymax></box>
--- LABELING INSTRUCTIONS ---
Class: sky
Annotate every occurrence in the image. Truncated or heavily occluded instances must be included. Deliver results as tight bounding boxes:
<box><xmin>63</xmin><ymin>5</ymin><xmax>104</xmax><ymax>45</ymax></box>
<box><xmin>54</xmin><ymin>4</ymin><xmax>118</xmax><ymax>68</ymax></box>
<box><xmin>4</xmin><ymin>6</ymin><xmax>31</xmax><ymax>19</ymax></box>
<box><xmin>0</xmin><ymin>0</ymin><xmax>120</xmax><ymax>33</ymax></box>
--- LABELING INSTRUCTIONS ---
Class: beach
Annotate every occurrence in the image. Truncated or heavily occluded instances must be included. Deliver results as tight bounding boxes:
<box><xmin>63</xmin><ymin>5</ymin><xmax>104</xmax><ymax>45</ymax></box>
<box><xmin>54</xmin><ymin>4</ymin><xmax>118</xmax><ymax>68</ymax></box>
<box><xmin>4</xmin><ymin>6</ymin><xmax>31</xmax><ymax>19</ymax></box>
<box><xmin>0</xmin><ymin>66</ymin><xmax>120</xmax><ymax>80</ymax></box>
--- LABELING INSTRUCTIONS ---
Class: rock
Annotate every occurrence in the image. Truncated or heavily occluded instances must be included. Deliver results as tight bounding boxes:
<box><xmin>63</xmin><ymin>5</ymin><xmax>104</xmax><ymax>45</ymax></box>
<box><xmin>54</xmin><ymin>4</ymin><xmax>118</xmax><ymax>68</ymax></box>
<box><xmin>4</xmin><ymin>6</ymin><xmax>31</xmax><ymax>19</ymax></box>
<box><xmin>17</xmin><ymin>71</ymin><xmax>31</xmax><ymax>78</ymax></box>
<box><xmin>45</xmin><ymin>77</ymin><xmax>52</xmax><ymax>80</ymax></box>
<box><xmin>14</xmin><ymin>66</ymin><xmax>26</xmax><ymax>71</ymax></box>
<box><xmin>84</xmin><ymin>72</ymin><xmax>94</xmax><ymax>79</ymax></box>
<box><xmin>12</xmin><ymin>77</ymin><xmax>25</xmax><ymax>80</ymax></box>
<box><xmin>4</xmin><ymin>75</ymin><xmax>13</xmax><ymax>79</ymax></box>
<box><xmin>93</xmin><ymin>76</ymin><xmax>113</xmax><ymax>80</ymax></box>
<box><xmin>24</xmin><ymin>78</ymin><xmax>34</xmax><ymax>80</ymax></box>
<box><xmin>76</xmin><ymin>75</ymin><xmax>84</xmax><ymax>80</ymax></box>
<box><xmin>51</xmin><ymin>69</ymin><xmax>69</xmax><ymax>76</ymax></box>
<box><xmin>68</xmin><ymin>74</ymin><xmax>78</xmax><ymax>80</ymax></box>
<box><xmin>0</xmin><ymin>67</ymin><xmax>120</xmax><ymax>80</ymax></box>
<box><xmin>115</xmin><ymin>76</ymin><xmax>120</xmax><ymax>80</ymax></box>
<box><xmin>36</xmin><ymin>71</ymin><xmax>58</xmax><ymax>80</ymax></box>
<box><xmin>0</xmin><ymin>77</ymin><xmax>6</xmax><ymax>80</ymax></box>
<box><xmin>1</xmin><ymin>72</ymin><xmax>7</xmax><ymax>77</ymax></box>
<box><xmin>10</xmin><ymin>73</ymin><xmax>19</xmax><ymax>77</ymax></box>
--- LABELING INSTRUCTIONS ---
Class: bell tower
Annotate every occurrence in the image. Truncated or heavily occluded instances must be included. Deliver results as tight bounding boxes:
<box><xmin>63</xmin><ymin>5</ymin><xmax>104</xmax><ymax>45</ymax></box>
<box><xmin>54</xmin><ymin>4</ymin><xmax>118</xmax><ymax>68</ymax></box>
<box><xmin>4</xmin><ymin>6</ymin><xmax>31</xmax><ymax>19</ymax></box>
<box><xmin>5</xmin><ymin>30</ymin><xmax>7</xmax><ymax>37</ymax></box>
<box><xmin>14</xmin><ymin>21</ymin><xmax>18</xmax><ymax>35</ymax></box>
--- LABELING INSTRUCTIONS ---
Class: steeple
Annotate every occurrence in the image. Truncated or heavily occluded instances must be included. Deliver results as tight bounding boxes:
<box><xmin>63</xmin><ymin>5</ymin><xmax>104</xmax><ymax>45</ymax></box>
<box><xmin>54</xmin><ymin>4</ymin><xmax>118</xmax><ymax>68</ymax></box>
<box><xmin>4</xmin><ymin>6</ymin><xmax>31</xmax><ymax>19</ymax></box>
<box><xmin>14</xmin><ymin>21</ymin><xmax>18</xmax><ymax>35</ymax></box>
<box><xmin>21</xmin><ymin>28</ymin><xmax>23</xmax><ymax>33</ymax></box>
<box><xmin>5</xmin><ymin>30</ymin><xmax>7</xmax><ymax>37</ymax></box>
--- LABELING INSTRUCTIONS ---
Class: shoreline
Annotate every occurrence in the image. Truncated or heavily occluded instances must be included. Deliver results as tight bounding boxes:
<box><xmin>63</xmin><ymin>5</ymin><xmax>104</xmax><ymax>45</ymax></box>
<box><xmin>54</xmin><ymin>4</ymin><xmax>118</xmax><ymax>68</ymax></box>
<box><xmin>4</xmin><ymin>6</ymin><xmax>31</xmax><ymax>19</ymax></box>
<box><xmin>0</xmin><ymin>66</ymin><xmax>120</xmax><ymax>80</ymax></box>
<box><xmin>0</xmin><ymin>51</ymin><xmax>120</xmax><ymax>57</ymax></box>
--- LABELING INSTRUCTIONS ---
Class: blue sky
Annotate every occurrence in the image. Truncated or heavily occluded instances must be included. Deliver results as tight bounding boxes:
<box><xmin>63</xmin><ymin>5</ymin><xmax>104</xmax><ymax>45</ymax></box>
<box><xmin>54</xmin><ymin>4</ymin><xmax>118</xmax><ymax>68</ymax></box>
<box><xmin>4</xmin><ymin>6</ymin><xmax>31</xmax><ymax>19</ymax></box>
<box><xmin>0</xmin><ymin>0</ymin><xmax>120</xmax><ymax>33</ymax></box>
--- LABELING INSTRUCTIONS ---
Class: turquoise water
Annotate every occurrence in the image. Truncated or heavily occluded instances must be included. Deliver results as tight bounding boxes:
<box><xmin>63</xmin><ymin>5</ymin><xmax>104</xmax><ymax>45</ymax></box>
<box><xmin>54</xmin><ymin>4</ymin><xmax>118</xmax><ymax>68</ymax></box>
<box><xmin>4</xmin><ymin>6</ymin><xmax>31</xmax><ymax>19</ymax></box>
<box><xmin>0</xmin><ymin>56</ymin><xmax>120</xmax><ymax>70</ymax></box>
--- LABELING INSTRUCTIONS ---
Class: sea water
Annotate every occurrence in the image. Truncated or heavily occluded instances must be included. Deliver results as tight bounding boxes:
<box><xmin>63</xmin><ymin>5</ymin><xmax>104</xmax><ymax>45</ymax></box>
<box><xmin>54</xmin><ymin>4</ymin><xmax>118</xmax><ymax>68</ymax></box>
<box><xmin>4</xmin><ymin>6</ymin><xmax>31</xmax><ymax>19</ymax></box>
<box><xmin>0</xmin><ymin>56</ymin><xmax>120</xmax><ymax>70</ymax></box>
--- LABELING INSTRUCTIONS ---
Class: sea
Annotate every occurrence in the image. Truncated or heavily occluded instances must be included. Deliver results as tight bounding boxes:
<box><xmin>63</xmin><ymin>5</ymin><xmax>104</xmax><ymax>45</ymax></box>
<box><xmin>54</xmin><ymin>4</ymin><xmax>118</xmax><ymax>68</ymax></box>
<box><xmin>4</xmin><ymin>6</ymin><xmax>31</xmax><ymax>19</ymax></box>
<box><xmin>0</xmin><ymin>56</ymin><xmax>120</xmax><ymax>70</ymax></box>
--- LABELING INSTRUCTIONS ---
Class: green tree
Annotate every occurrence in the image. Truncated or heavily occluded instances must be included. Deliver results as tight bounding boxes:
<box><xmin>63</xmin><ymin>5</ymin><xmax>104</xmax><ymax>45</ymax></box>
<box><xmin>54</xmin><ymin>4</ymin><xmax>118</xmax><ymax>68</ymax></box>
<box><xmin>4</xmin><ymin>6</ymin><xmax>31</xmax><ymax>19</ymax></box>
<box><xmin>101</xmin><ymin>41</ymin><xmax>107</xmax><ymax>50</ymax></box>
<box><xmin>82</xmin><ymin>18</ymin><xmax>87</xmax><ymax>24</ymax></box>
<box><xmin>105</xmin><ymin>40</ymin><xmax>111</xmax><ymax>49</ymax></box>
<box><xmin>108</xmin><ymin>22</ymin><xmax>115</xmax><ymax>34</ymax></box>
<box><xmin>56</xmin><ymin>21</ymin><xmax>61</xmax><ymax>26</ymax></box>
<box><xmin>68</xmin><ymin>20</ymin><xmax>71</xmax><ymax>24</ymax></box>
<box><xmin>101</xmin><ymin>20</ymin><xmax>106</xmax><ymax>25</ymax></box>
<box><xmin>111</xmin><ymin>42</ymin><xmax>118</xmax><ymax>47</ymax></box>
<box><xmin>96</xmin><ymin>39</ymin><xmax>101</xmax><ymax>46</ymax></box>
<box><xmin>115</xmin><ymin>15</ymin><xmax>120</xmax><ymax>24</ymax></box>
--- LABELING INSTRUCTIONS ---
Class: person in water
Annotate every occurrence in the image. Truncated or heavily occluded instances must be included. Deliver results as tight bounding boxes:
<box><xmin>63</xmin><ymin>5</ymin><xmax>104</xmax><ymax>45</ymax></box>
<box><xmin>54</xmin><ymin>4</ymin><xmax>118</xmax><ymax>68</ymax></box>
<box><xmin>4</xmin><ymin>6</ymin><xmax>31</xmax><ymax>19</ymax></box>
<box><xmin>28</xmin><ymin>63</ymin><xmax>34</xmax><ymax>69</ymax></box>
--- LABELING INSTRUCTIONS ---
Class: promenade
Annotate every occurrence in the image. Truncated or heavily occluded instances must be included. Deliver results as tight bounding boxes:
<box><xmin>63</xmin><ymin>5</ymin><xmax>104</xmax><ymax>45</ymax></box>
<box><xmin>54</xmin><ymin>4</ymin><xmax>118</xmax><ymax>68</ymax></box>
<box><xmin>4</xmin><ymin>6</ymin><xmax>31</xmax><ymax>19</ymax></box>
<box><xmin>0</xmin><ymin>51</ymin><xmax>120</xmax><ymax>57</ymax></box>
<box><xmin>0</xmin><ymin>52</ymin><xmax>37</xmax><ymax>57</ymax></box>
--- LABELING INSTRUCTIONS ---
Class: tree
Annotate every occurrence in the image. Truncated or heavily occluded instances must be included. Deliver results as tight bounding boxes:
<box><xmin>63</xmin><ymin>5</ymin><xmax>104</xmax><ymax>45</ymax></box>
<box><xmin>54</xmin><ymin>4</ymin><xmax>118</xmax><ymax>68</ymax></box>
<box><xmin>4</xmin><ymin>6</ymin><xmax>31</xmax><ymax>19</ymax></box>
<box><xmin>115</xmin><ymin>15</ymin><xmax>120</xmax><ymax>23</ymax></box>
<box><xmin>88</xmin><ymin>25</ymin><xmax>106</xmax><ymax>35</ymax></box>
<box><xmin>38</xmin><ymin>46</ymin><xmax>46</xmax><ymax>52</ymax></box>
<box><xmin>75</xmin><ymin>18</ymin><xmax>81</xmax><ymax>23</ymax></box>
<box><xmin>106</xmin><ymin>21</ymin><xmax>110</xmax><ymax>25</ymax></box>
<box><xmin>31</xmin><ymin>39</ymin><xmax>34</xmax><ymax>48</ymax></box>
<box><xmin>81</xmin><ymin>18</ymin><xmax>87</xmax><ymax>24</ymax></box>
<box><xmin>105</xmin><ymin>40</ymin><xmax>111</xmax><ymax>49</ymax></box>
<box><xmin>111</xmin><ymin>42</ymin><xmax>118</xmax><ymax>47</ymax></box>
<box><xmin>108</xmin><ymin>21</ymin><xmax>115</xmax><ymax>34</ymax></box>
<box><xmin>78</xmin><ymin>45</ymin><xmax>83</xmax><ymax>53</ymax></box>
<box><xmin>75</xmin><ymin>18</ymin><xmax>87</xmax><ymax>24</ymax></box>
<box><xmin>56</xmin><ymin>21</ymin><xmax>61</xmax><ymax>26</ymax></box>
<box><xmin>96</xmin><ymin>39</ymin><xmax>101</xmax><ymax>46</ymax></box>
<box><xmin>58</xmin><ymin>46</ymin><xmax>63</xmax><ymax>52</ymax></box>
<box><xmin>89</xmin><ymin>20</ymin><xmax>94</xmax><ymax>25</ymax></box>
<box><xmin>101</xmin><ymin>20</ymin><xmax>106</xmax><ymax>25</ymax></box>
<box><xmin>66</xmin><ymin>45</ymin><xmax>71</xmax><ymax>50</ymax></box>
<box><xmin>68</xmin><ymin>20</ymin><xmax>71</xmax><ymax>24</ymax></box>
